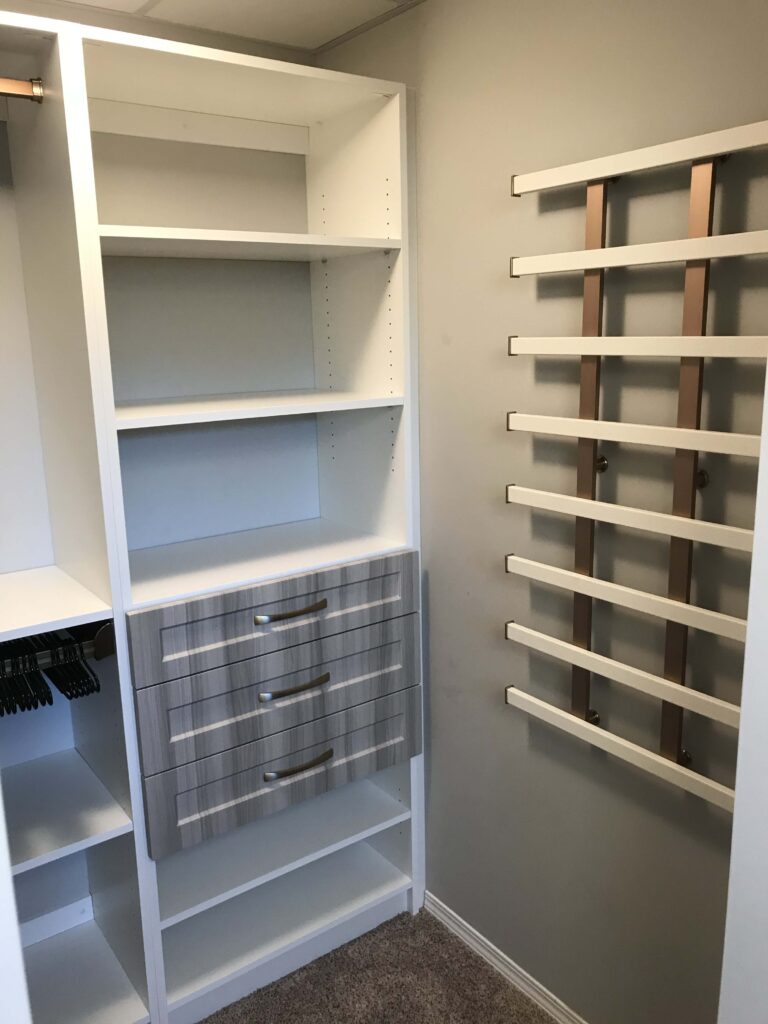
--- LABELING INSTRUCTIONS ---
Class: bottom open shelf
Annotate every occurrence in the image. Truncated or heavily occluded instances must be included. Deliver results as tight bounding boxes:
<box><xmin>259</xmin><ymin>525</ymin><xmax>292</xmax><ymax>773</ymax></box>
<box><xmin>128</xmin><ymin>517</ymin><xmax>407</xmax><ymax>606</ymax></box>
<box><xmin>0</xmin><ymin>566</ymin><xmax>111</xmax><ymax>643</ymax></box>
<box><xmin>158</xmin><ymin>774</ymin><xmax>411</xmax><ymax>928</ymax></box>
<box><xmin>24</xmin><ymin>920</ymin><xmax>149</xmax><ymax>1024</ymax></box>
<box><xmin>163</xmin><ymin>840</ymin><xmax>412</xmax><ymax>1008</ymax></box>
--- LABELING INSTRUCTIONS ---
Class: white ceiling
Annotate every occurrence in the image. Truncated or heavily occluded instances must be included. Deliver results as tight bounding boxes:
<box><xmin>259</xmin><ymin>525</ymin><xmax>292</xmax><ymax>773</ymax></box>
<box><xmin>42</xmin><ymin>0</ymin><xmax>414</xmax><ymax>50</ymax></box>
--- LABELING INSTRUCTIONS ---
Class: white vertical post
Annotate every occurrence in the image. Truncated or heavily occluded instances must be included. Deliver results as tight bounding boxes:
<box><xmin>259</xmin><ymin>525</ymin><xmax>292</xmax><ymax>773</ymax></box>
<box><xmin>0</xmin><ymin>787</ymin><xmax>31</xmax><ymax>1024</ymax></box>
<box><xmin>718</xmin><ymin>376</ymin><xmax>768</xmax><ymax>1023</ymax></box>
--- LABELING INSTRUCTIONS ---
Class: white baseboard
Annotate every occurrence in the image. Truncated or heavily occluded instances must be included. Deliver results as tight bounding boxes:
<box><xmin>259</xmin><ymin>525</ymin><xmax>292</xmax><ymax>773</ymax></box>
<box><xmin>424</xmin><ymin>892</ymin><xmax>589</xmax><ymax>1024</ymax></box>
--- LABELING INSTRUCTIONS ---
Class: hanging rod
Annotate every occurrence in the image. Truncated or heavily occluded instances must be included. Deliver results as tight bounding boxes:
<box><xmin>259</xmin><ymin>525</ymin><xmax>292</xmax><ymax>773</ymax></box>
<box><xmin>0</xmin><ymin>77</ymin><xmax>43</xmax><ymax>103</ymax></box>
<box><xmin>0</xmin><ymin>621</ymin><xmax>114</xmax><ymax>677</ymax></box>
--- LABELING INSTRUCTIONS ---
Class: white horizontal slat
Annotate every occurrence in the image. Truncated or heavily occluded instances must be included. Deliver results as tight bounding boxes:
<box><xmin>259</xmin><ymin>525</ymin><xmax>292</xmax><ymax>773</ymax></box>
<box><xmin>510</xmin><ymin>229</ymin><xmax>768</xmax><ymax>276</ymax></box>
<box><xmin>508</xmin><ymin>336</ymin><xmax>768</xmax><ymax>358</ymax></box>
<box><xmin>507</xmin><ymin>413</ymin><xmax>760</xmax><ymax>457</ymax></box>
<box><xmin>89</xmin><ymin>99</ymin><xmax>310</xmax><ymax>155</ymax></box>
<box><xmin>506</xmin><ymin>622</ymin><xmax>740</xmax><ymax>728</ymax></box>
<box><xmin>511</xmin><ymin>118</ymin><xmax>768</xmax><ymax>194</ymax></box>
<box><xmin>506</xmin><ymin>554</ymin><xmax>747</xmax><ymax>641</ymax></box>
<box><xmin>506</xmin><ymin>485</ymin><xmax>753</xmax><ymax>552</ymax></box>
<box><xmin>505</xmin><ymin>687</ymin><xmax>734</xmax><ymax>811</ymax></box>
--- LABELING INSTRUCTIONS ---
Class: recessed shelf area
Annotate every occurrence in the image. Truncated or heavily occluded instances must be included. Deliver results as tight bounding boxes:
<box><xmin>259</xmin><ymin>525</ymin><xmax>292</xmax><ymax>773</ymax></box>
<box><xmin>24</xmin><ymin>919</ymin><xmax>149</xmax><ymax>1024</ymax></box>
<box><xmin>163</xmin><ymin>839</ymin><xmax>411</xmax><ymax>1008</ymax></box>
<box><xmin>128</xmin><ymin>517</ymin><xmax>407</xmax><ymax>607</ymax></box>
<box><xmin>0</xmin><ymin>566</ymin><xmax>112</xmax><ymax>644</ymax></box>
<box><xmin>100</xmin><ymin>226</ymin><xmax>401</xmax><ymax>261</ymax></box>
<box><xmin>157</xmin><ymin>770</ymin><xmax>411</xmax><ymax>928</ymax></box>
<box><xmin>115</xmin><ymin>390</ymin><xmax>405</xmax><ymax>431</ymax></box>
<box><xmin>2</xmin><ymin>749</ymin><xmax>133</xmax><ymax>875</ymax></box>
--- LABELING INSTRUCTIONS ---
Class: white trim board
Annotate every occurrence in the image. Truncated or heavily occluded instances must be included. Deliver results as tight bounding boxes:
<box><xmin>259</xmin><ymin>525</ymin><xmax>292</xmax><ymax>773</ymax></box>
<box><xmin>424</xmin><ymin>892</ymin><xmax>590</xmax><ymax>1024</ymax></box>
<box><xmin>510</xmin><ymin>229</ymin><xmax>768</xmax><ymax>276</ymax></box>
<box><xmin>508</xmin><ymin>336</ymin><xmax>768</xmax><ymax>358</ymax></box>
<box><xmin>511</xmin><ymin>117</ymin><xmax>768</xmax><ymax>195</ymax></box>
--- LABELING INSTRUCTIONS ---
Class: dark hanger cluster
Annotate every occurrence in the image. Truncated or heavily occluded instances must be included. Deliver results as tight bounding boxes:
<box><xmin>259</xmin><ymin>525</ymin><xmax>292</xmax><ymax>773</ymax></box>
<box><xmin>0</xmin><ymin>623</ymin><xmax>115</xmax><ymax>716</ymax></box>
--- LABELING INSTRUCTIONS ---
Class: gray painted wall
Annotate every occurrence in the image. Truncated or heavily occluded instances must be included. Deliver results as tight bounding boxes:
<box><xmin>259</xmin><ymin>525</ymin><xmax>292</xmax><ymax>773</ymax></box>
<box><xmin>319</xmin><ymin>2</ymin><xmax>768</xmax><ymax>1022</ymax></box>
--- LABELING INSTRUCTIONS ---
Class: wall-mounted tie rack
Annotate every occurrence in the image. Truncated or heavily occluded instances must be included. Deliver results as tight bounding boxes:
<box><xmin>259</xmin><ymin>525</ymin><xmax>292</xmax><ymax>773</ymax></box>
<box><xmin>505</xmin><ymin>117</ymin><xmax>768</xmax><ymax>813</ymax></box>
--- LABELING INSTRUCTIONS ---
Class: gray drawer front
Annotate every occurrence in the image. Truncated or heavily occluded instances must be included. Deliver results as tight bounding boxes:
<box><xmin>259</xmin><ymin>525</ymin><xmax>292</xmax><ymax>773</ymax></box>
<box><xmin>136</xmin><ymin>615</ymin><xmax>420</xmax><ymax>776</ymax></box>
<box><xmin>128</xmin><ymin>551</ymin><xmax>419</xmax><ymax>687</ymax></box>
<box><xmin>144</xmin><ymin>687</ymin><xmax>421</xmax><ymax>859</ymax></box>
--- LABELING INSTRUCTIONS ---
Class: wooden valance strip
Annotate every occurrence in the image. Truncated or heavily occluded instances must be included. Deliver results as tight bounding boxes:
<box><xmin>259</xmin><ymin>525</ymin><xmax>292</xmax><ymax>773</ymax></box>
<box><xmin>506</xmin><ymin>485</ymin><xmax>753</xmax><ymax>552</ymax></box>
<box><xmin>505</xmin><ymin>687</ymin><xmax>735</xmax><ymax>811</ymax></box>
<box><xmin>510</xmin><ymin>229</ymin><xmax>768</xmax><ymax>277</ymax></box>
<box><xmin>505</xmin><ymin>555</ymin><xmax>747</xmax><ymax>641</ymax></box>
<box><xmin>507</xmin><ymin>413</ymin><xmax>760</xmax><ymax>457</ymax></box>
<box><xmin>508</xmin><ymin>336</ymin><xmax>768</xmax><ymax>358</ymax></box>
<box><xmin>511</xmin><ymin>117</ymin><xmax>768</xmax><ymax>195</ymax></box>
<box><xmin>506</xmin><ymin>622</ymin><xmax>740</xmax><ymax>728</ymax></box>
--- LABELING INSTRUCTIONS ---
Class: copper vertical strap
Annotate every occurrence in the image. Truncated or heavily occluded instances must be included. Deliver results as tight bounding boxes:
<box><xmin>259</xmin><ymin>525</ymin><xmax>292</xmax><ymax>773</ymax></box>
<box><xmin>660</xmin><ymin>160</ymin><xmax>717</xmax><ymax>761</ymax></box>
<box><xmin>571</xmin><ymin>181</ymin><xmax>608</xmax><ymax>718</ymax></box>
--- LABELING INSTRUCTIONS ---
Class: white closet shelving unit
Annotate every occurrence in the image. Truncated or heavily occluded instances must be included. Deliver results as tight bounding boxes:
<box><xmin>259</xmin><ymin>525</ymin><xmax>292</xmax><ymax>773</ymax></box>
<box><xmin>0</xmin><ymin>11</ymin><xmax>422</xmax><ymax>1024</ymax></box>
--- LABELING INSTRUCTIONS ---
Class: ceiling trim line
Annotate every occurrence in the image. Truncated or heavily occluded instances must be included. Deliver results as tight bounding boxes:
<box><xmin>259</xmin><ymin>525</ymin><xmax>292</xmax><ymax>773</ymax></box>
<box><xmin>312</xmin><ymin>0</ymin><xmax>427</xmax><ymax>56</ymax></box>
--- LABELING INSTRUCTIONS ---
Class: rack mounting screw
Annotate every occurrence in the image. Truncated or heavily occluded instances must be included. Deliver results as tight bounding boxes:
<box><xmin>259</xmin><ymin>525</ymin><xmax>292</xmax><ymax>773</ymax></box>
<box><xmin>696</xmin><ymin>469</ymin><xmax>710</xmax><ymax>489</ymax></box>
<box><xmin>596</xmin><ymin>455</ymin><xmax>609</xmax><ymax>474</ymax></box>
<box><xmin>587</xmin><ymin>709</ymin><xmax>600</xmax><ymax>725</ymax></box>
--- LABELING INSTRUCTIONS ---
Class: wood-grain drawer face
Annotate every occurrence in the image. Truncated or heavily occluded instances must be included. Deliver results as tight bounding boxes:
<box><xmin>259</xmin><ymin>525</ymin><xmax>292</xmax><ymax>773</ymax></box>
<box><xmin>136</xmin><ymin>616</ymin><xmax>420</xmax><ymax>776</ymax></box>
<box><xmin>127</xmin><ymin>551</ymin><xmax>419</xmax><ymax>687</ymax></box>
<box><xmin>144</xmin><ymin>687</ymin><xmax>421</xmax><ymax>859</ymax></box>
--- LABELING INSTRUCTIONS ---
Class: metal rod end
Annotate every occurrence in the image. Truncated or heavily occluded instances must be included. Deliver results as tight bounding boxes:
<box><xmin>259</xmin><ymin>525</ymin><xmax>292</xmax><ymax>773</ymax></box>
<box><xmin>30</xmin><ymin>78</ymin><xmax>44</xmax><ymax>103</ymax></box>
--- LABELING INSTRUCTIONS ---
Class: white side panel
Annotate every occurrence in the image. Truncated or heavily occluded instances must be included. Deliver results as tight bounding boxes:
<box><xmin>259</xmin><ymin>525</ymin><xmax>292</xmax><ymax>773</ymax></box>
<box><xmin>317</xmin><ymin>406</ymin><xmax>408</xmax><ymax>543</ymax></box>
<box><xmin>92</xmin><ymin>133</ymin><xmax>308</xmax><ymax>232</ymax></box>
<box><xmin>307</xmin><ymin>94</ymin><xmax>402</xmax><ymax>238</ymax></box>
<box><xmin>311</xmin><ymin>250</ymin><xmax>404</xmax><ymax>394</ymax></box>
<box><xmin>8</xmin><ymin>40</ymin><xmax>111</xmax><ymax>602</ymax></box>
<box><xmin>119</xmin><ymin>417</ymin><xmax>321</xmax><ymax>551</ymax></box>
<box><xmin>719</xmin><ymin>365</ymin><xmax>768</xmax><ymax>1022</ymax></box>
<box><xmin>103</xmin><ymin>257</ymin><xmax>315</xmax><ymax>402</ymax></box>
<box><xmin>0</xmin><ymin>786</ymin><xmax>30</xmax><ymax>1024</ymax></box>
<box><xmin>88</xmin><ymin>833</ymin><xmax>148</xmax><ymax>1007</ymax></box>
<box><xmin>0</xmin><ymin>123</ymin><xmax>53</xmax><ymax>575</ymax></box>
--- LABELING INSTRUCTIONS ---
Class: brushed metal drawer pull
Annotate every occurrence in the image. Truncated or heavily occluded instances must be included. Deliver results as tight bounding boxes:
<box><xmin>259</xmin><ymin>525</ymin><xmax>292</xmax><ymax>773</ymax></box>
<box><xmin>258</xmin><ymin>671</ymin><xmax>331</xmax><ymax>704</ymax></box>
<box><xmin>254</xmin><ymin>598</ymin><xmax>328</xmax><ymax>625</ymax></box>
<box><xmin>263</xmin><ymin>747</ymin><xmax>334</xmax><ymax>782</ymax></box>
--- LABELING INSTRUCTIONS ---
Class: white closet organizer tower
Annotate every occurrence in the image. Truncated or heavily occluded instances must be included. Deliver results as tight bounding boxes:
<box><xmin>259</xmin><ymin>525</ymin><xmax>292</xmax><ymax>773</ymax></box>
<box><xmin>0</xmin><ymin>11</ymin><xmax>423</xmax><ymax>1024</ymax></box>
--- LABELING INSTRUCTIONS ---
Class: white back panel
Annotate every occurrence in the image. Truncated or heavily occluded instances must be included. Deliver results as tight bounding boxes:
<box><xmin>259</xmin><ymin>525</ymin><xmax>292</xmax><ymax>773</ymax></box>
<box><xmin>0</xmin><ymin>692</ymin><xmax>74</xmax><ymax>769</ymax></box>
<box><xmin>93</xmin><ymin>133</ymin><xmax>308</xmax><ymax>232</ymax></box>
<box><xmin>311</xmin><ymin>250</ymin><xmax>403</xmax><ymax>394</ymax></box>
<box><xmin>13</xmin><ymin>852</ymin><xmax>90</xmax><ymax>924</ymax></box>
<box><xmin>8</xmin><ymin>41</ymin><xmax>111</xmax><ymax>601</ymax></box>
<box><xmin>120</xmin><ymin>417</ymin><xmax>321</xmax><ymax>551</ymax></box>
<box><xmin>0</xmin><ymin>126</ymin><xmax>54</xmax><ymax>575</ymax></box>
<box><xmin>307</xmin><ymin>95</ymin><xmax>402</xmax><ymax>238</ymax></box>
<box><xmin>317</xmin><ymin>406</ymin><xmax>407</xmax><ymax>542</ymax></box>
<box><xmin>103</xmin><ymin>257</ymin><xmax>315</xmax><ymax>401</ymax></box>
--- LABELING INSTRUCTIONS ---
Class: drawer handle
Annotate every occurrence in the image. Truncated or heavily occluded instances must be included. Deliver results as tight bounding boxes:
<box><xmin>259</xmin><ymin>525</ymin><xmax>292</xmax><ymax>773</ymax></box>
<box><xmin>254</xmin><ymin>598</ymin><xmax>328</xmax><ymax>625</ymax></box>
<box><xmin>259</xmin><ymin>671</ymin><xmax>331</xmax><ymax>703</ymax></box>
<box><xmin>263</xmin><ymin>747</ymin><xmax>334</xmax><ymax>782</ymax></box>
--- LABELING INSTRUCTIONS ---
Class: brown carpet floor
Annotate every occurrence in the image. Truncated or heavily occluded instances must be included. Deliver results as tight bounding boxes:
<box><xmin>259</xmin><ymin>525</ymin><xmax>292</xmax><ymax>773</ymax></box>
<box><xmin>203</xmin><ymin>910</ymin><xmax>556</xmax><ymax>1024</ymax></box>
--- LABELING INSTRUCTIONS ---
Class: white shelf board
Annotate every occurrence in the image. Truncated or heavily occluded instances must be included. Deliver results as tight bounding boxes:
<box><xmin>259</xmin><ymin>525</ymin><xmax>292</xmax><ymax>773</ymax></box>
<box><xmin>2</xmin><ymin>749</ymin><xmax>133</xmax><ymax>875</ymax></box>
<box><xmin>158</xmin><ymin>778</ymin><xmax>410</xmax><ymax>929</ymax></box>
<box><xmin>0</xmin><ymin>566</ymin><xmax>111</xmax><ymax>643</ymax></box>
<box><xmin>99</xmin><ymin>226</ymin><xmax>401</xmax><ymax>262</ymax></box>
<box><xmin>128</xmin><ymin>517</ymin><xmax>408</xmax><ymax>608</ymax></box>
<box><xmin>164</xmin><ymin>842</ymin><xmax>411</xmax><ymax>1008</ymax></box>
<box><xmin>115</xmin><ymin>390</ymin><xmax>405</xmax><ymax>431</ymax></box>
<box><xmin>24</xmin><ymin>920</ymin><xmax>149</xmax><ymax>1024</ymax></box>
